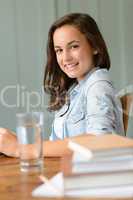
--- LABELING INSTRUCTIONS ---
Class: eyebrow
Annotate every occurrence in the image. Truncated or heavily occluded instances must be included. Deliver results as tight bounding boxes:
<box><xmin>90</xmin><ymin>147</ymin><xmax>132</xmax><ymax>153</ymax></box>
<box><xmin>54</xmin><ymin>40</ymin><xmax>80</xmax><ymax>49</ymax></box>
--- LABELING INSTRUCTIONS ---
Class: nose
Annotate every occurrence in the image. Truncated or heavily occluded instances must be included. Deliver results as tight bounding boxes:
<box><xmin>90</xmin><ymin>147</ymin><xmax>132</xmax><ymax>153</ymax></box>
<box><xmin>62</xmin><ymin>49</ymin><xmax>72</xmax><ymax>62</ymax></box>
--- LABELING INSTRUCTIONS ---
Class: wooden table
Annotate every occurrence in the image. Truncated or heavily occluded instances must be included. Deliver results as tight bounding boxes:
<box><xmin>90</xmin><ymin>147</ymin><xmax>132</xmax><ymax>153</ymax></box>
<box><xmin>0</xmin><ymin>155</ymin><xmax>132</xmax><ymax>200</ymax></box>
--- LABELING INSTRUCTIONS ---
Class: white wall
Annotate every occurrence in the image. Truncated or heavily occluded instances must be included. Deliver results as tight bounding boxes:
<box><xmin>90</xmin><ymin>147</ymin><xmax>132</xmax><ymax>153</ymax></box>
<box><xmin>0</xmin><ymin>0</ymin><xmax>133</xmax><ymax>138</ymax></box>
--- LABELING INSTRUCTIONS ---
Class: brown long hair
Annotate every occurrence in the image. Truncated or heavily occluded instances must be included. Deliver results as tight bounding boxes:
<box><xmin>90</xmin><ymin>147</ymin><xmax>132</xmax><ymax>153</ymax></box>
<box><xmin>44</xmin><ymin>13</ymin><xmax>110</xmax><ymax>111</ymax></box>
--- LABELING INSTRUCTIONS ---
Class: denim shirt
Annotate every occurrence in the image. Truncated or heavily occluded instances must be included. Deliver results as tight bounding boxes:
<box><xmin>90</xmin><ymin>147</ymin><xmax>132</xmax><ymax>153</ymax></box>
<box><xmin>49</xmin><ymin>68</ymin><xmax>124</xmax><ymax>140</ymax></box>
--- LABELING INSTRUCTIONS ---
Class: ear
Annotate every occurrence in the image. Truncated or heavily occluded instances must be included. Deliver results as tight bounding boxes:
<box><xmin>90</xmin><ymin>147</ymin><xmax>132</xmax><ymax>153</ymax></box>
<box><xmin>93</xmin><ymin>50</ymin><xmax>98</xmax><ymax>55</ymax></box>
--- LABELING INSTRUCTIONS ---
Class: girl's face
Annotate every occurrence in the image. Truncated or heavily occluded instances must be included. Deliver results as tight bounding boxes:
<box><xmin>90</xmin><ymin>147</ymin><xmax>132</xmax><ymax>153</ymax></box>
<box><xmin>53</xmin><ymin>25</ymin><xmax>96</xmax><ymax>81</ymax></box>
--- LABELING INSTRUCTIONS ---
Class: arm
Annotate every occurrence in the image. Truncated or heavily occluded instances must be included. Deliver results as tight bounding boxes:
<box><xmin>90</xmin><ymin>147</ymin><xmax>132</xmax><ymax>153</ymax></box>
<box><xmin>0</xmin><ymin>128</ymin><xmax>71</xmax><ymax>157</ymax></box>
<box><xmin>85</xmin><ymin>81</ymin><xmax>118</xmax><ymax>134</ymax></box>
<box><xmin>0</xmin><ymin>128</ymin><xmax>19</xmax><ymax>157</ymax></box>
<box><xmin>43</xmin><ymin>138</ymin><xmax>71</xmax><ymax>157</ymax></box>
<box><xmin>0</xmin><ymin>128</ymin><xmax>94</xmax><ymax>157</ymax></box>
<box><xmin>0</xmin><ymin>128</ymin><xmax>73</xmax><ymax>157</ymax></box>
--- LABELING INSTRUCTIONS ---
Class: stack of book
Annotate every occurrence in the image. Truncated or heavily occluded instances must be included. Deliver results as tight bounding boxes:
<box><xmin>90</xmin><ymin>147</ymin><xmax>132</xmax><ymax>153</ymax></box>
<box><xmin>61</xmin><ymin>134</ymin><xmax>133</xmax><ymax>195</ymax></box>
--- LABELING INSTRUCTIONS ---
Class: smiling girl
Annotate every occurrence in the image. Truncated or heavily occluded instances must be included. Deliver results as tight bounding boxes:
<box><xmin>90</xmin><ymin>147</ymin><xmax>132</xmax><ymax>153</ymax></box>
<box><xmin>0</xmin><ymin>13</ymin><xmax>124</xmax><ymax>157</ymax></box>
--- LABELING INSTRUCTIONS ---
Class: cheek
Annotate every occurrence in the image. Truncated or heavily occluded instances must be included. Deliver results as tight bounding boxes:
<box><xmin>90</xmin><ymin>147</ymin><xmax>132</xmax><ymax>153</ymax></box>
<box><xmin>82</xmin><ymin>51</ymin><xmax>94</xmax><ymax>65</ymax></box>
<box><xmin>56</xmin><ymin>55</ymin><xmax>61</xmax><ymax>66</ymax></box>
<box><xmin>56</xmin><ymin>56</ymin><xmax>65</xmax><ymax>71</ymax></box>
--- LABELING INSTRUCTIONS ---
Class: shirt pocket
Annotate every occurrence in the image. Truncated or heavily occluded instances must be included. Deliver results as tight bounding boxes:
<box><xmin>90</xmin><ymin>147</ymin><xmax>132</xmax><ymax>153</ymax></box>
<box><xmin>69</xmin><ymin>112</ymin><xmax>85</xmax><ymax>124</ymax></box>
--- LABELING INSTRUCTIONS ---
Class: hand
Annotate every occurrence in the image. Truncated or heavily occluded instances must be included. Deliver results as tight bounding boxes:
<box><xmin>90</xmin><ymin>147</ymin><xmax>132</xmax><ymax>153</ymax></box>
<box><xmin>0</xmin><ymin>128</ymin><xmax>19</xmax><ymax>157</ymax></box>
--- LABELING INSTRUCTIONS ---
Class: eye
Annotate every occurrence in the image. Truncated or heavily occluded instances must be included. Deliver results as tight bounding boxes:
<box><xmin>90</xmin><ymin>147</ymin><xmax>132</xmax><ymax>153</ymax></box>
<box><xmin>55</xmin><ymin>49</ymin><xmax>62</xmax><ymax>54</ymax></box>
<box><xmin>70</xmin><ymin>44</ymin><xmax>79</xmax><ymax>49</ymax></box>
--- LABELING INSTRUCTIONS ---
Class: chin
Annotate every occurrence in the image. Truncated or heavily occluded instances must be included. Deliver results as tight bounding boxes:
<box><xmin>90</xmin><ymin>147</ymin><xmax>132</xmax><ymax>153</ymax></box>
<box><xmin>67</xmin><ymin>74</ymin><xmax>77</xmax><ymax>79</ymax></box>
<box><xmin>66</xmin><ymin>71</ymin><xmax>78</xmax><ymax>78</ymax></box>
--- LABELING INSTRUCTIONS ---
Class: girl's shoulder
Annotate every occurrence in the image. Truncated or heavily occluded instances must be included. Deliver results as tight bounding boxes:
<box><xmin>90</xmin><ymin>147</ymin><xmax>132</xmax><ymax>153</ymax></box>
<box><xmin>84</xmin><ymin>68</ymin><xmax>113</xmax><ymax>91</ymax></box>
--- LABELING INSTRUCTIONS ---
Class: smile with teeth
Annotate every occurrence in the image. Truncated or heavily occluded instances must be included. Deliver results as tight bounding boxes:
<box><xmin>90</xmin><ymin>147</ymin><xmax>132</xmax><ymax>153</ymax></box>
<box><xmin>65</xmin><ymin>63</ymin><xmax>79</xmax><ymax>70</ymax></box>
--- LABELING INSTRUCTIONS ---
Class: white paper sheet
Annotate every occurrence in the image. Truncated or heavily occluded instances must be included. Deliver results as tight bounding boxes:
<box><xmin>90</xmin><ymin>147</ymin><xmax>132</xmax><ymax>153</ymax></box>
<box><xmin>32</xmin><ymin>172</ymin><xmax>64</xmax><ymax>197</ymax></box>
<box><xmin>32</xmin><ymin>172</ymin><xmax>133</xmax><ymax>198</ymax></box>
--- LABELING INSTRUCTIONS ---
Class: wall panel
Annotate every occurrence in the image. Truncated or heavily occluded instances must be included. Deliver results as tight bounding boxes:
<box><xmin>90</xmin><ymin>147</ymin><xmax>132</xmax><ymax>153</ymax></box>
<box><xmin>0</xmin><ymin>0</ymin><xmax>18</xmax><ymax>130</ymax></box>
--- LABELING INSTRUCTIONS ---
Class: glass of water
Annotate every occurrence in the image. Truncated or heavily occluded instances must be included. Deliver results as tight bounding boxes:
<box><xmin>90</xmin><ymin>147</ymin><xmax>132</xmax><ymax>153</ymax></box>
<box><xmin>16</xmin><ymin>112</ymin><xmax>44</xmax><ymax>172</ymax></box>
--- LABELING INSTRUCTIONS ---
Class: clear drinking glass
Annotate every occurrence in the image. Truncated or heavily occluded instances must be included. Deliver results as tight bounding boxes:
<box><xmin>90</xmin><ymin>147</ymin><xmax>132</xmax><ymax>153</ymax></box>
<box><xmin>16</xmin><ymin>112</ymin><xmax>44</xmax><ymax>172</ymax></box>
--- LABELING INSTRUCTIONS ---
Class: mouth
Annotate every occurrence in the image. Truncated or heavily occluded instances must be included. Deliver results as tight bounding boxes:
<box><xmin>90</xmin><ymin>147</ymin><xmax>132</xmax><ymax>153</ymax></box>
<box><xmin>64</xmin><ymin>62</ymin><xmax>79</xmax><ymax>71</ymax></box>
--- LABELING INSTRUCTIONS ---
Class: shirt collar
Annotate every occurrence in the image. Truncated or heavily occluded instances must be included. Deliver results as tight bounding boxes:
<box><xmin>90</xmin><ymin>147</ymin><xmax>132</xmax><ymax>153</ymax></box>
<box><xmin>78</xmin><ymin>67</ymin><xmax>100</xmax><ymax>86</ymax></box>
<box><xmin>71</xmin><ymin>67</ymin><xmax>100</xmax><ymax>95</ymax></box>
